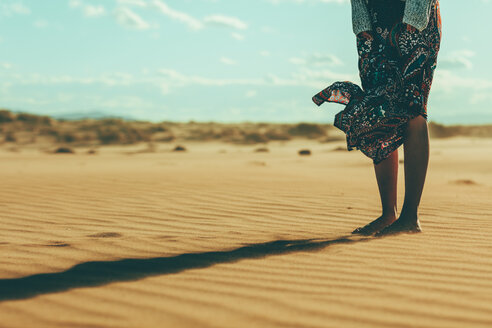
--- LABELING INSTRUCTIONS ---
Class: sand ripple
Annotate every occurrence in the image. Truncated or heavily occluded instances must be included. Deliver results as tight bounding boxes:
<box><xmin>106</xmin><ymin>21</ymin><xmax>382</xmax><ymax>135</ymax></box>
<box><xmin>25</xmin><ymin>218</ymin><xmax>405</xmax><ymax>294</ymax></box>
<box><xmin>1</xmin><ymin>140</ymin><xmax>492</xmax><ymax>327</ymax></box>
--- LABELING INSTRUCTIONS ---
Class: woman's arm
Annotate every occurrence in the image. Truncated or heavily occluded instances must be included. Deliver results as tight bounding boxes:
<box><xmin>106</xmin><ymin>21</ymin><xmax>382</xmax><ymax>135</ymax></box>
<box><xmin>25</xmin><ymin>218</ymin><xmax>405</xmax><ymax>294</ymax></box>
<box><xmin>351</xmin><ymin>0</ymin><xmax>372</xmax><ymax>35</ymax></box>
<box><xmin>403</xmin><ymin>0</ymin><xmax>434</xmax><ymax>31</ymax></box>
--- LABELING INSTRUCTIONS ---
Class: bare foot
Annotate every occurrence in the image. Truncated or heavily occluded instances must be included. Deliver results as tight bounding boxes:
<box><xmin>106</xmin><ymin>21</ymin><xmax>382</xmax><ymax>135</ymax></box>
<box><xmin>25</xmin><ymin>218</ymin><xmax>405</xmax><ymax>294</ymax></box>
<box><xmin>375</xmin><ymin>217</ymin><xmax>422</xmax><ymax>237</ymax></box>
<box><xmin>352</xmin><ymin>215</ymin><xmax>396</xmax><ymax>236</ymax></box>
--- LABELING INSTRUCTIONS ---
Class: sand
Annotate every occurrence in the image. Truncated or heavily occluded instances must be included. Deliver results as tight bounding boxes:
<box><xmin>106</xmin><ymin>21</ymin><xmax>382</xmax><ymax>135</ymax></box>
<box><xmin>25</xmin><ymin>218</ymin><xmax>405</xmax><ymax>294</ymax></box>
<box><xmin>1</xmin><ymin>138</ymin><xmax>492</xmax><ymax>328</ymax></box>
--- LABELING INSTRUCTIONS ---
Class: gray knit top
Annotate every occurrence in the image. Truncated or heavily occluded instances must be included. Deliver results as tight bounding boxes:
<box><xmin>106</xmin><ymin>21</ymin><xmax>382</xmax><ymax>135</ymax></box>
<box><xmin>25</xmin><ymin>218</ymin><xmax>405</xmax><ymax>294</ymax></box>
<box><xmin>351</xmin><ymin>0</ymin><xmax>434</xmax><ymax>35</ymax></box>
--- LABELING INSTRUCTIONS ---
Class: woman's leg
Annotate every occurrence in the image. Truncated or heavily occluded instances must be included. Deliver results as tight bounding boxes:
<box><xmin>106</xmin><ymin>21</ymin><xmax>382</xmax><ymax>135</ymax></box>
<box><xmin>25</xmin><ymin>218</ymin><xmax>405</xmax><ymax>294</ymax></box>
<box><xmin>352</xmin><ymin>150</ymin><xmax>398</xmax><ymax>235</ymax></box>
<box><xmin>376</xmin><ymin>115</ymin><xmax>428</xmax><ymax>236</ymax></box>
<box><xmin>401</xmin><ymin>115</ymin><xmax>429</xmax><ymax>221</ymax></box>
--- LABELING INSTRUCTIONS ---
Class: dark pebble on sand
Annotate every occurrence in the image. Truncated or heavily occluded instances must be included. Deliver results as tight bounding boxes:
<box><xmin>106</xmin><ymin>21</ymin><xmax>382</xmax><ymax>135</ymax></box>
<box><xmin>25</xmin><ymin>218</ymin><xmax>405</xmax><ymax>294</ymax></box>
<box><xmin>54</xmin><ymin>147</ymin><xmax>74</xmax><ymax>154</ymax></box>
<box><xmin>173</xmin><ymin>145</ymin><xmax>187</xmax><ymax>152</ymax></box>
<box><xmin>298</xmin><ymin>149</ymin><xmax>311</xmax><ymax>156</ymax></box>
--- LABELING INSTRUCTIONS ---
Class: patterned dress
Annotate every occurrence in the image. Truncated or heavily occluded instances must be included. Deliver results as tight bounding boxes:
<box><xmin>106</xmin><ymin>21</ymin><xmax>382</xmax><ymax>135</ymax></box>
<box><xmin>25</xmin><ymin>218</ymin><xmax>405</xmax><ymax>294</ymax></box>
<box><xmin>312</xmin><ymin>0</ymin><xmax>442</xmax><ymax>164</ymax></box>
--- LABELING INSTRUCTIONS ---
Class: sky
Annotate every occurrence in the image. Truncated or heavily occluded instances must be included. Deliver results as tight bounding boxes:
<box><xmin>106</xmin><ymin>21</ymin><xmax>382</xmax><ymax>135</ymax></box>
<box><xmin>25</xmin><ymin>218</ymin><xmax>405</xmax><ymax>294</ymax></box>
<box><xmin>0</xmin><ymin>0</ymin><xmax>491</xmax><ymax>124</ymax></box>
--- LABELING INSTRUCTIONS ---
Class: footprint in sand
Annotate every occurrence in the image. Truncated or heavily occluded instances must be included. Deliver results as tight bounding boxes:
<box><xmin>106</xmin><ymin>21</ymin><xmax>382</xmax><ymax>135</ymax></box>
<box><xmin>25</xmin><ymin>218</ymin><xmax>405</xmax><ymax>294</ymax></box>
<box><xmin>88</xmin><ymin>232</ymin><xmax>123</xmax><ymax>238</ymax></box>
<box><xmin>46</xmin><ymin>241</ymin><xmax>71</xmax><ymax>247</ymax></box>
<box><xmin>249</xmin><ymin>161</ymin><xmax>267</xmax><ymax>166</ymax></box>
<box><xmin>451</xmin><ymin>179</ymin><xmax>478</xmax><ymax>186</ymax></box>
<box><xmin>155</xmin><ymin>235</ymin><xmax>178</xmax><ymax>242</ymax></box>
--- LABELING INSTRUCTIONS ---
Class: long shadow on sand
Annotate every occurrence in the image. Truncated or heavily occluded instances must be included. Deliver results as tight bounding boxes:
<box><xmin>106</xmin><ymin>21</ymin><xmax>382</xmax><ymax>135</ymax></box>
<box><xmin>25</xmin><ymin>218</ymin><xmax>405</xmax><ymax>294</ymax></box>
<box><xmin>0</xmin><ymin>235</ymin><xmax>371</xmax><ymax>302</ymax></box>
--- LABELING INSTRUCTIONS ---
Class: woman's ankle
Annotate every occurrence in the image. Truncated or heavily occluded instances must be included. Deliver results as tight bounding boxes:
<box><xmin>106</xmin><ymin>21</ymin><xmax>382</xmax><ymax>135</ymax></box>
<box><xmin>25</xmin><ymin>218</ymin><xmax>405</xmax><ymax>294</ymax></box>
<box><xmin>398</xmin><ymin>208</ymin><xmax>419</xmax><ymax>222</ymax></box>
<box><xmin>381</xmin><ymin>208</ymin><xmax>397</xmax><ymax>218</ymax></box>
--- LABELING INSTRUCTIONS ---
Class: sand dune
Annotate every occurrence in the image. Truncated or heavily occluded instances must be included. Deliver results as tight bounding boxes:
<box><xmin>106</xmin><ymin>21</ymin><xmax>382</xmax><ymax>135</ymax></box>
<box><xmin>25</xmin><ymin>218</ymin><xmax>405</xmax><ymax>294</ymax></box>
<box><xmin>1</xmin><ymin>138</ymin><xmax>492</xmax><ymax>327</ymax></box>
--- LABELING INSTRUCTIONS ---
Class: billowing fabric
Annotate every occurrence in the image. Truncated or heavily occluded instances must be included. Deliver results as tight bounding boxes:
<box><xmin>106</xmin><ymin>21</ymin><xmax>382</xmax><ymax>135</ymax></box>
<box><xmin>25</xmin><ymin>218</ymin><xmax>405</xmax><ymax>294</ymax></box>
<box><xmin>312</xmin><ymin>0</ymin><xmax>441</xmax><ymax>164</ymax></box>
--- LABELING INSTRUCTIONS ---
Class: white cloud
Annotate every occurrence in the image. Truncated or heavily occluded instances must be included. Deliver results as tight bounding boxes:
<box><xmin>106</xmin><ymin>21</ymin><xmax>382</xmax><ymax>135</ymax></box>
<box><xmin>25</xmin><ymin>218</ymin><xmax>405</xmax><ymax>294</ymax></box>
<box><xmin>432</xmin><ymin>69</ymin><xmax>492</xmax><ymax>105</ymax></box>
<box><xmin>114</xmin><ymin>7</ymin><xmax>151</xmax><ymax>29</ymax></box>
<box><xmin>86</xmin><ymin>1</ymin><xmax>251</xmax><ymax>34</ymax></box>
<box><xmin>33</xmin><ymin>19</ymin><xmax>48</xmax><ymax>28</ymax></box>
<box><xmin>267</xmin><ymin>68</ymin><xmax>355</xmax><ymax>88</ymax></box>
<box><xmin>117</xmin><ymin>0</ymin><xmax>148</xmax><ymax>6</ymax></box>
<box><xmin>0</xmin><ymin>2</ymin><xmax>31</xmax><ymax>16</ymax></box>
<box><xmin>433</xmin><ymin>69</ymin><xmax>492</xmax><ymax>94</ymax></box>
<box><xmin>293</xmin><ymin>67</ymin><xmax>354</xmax><ymax>82</ymax></box>
<box><xmin>157</xmin><ymin>66</ymin><xmax>355</xmax><ymax>93</ymax></box>
<box><xmin>289</xmin><ymin>57</ymin><xmax>306</xmax><ymax>65</ymax></box>
<box><xmin>261</xmin><ymin>26</ymin><xmax>275</xmax><ymax>33</ymax></box>
<box><xmin>6</xmin><ymin>71</ymin><xmax>141</xmax><ymax>87</ymax></box>
<box><xmin>69</xmin><ymin>0</ymin><xmax>82</xmax><ymax>8</ymax></box>
<box><xmin>290</xmin><ymin>52</ymin><xmax>343</xmax><ymax>67</ymax></box>
<box><xmin>148</xmin><ymin>1</ymin><xmax>248</xmax><ymax>32</ymax></box>
<box><xmin>84</xmin><ymin>5</ymin><xmax>105</xmax><ymax>17</ymax></box>
<box><xmin>231</xmin><ymin>32</ymin><xmax>244</xmax><ymax>40</ymax></box>
<box><xmin>311</xmin><ymin>53</ymin><xmax>343</xmax><ymax>66</ymax></box>
<box><xmin>158</xmin><ymin>68</ymin><xmax>264</xmax><ymax>93</ymax></box>
<box><xmin>2</xmin><ymin>64</ymin><xmax>354</xmax><ymax>99</ymax></box>
<box><xmin>10</xmin><ymin>2</ymin><xmax>30</xmax><ymax>14</ymax></box>
<box><xmin>245</xmin><ymin>90</ymin><xmax>257</xmax><ymax>98</ymax></box>
<box><xmin>151</xmin><ymin>0</ymin><xmax>203</xmax><ymax>30</ymax></box>
<box><xmin>439</xmin><ymin>50</ymin><xmax>475</xmax><ymax>70</ymax></box>
<box><xmin>470</xmin><ymin>92</ymin><xmax>492</xmax><ymax>105</ymax></box>
<box><xmin>94</xmin><ymin>95</ymin><xmax>154</xmax><ymax>109</ymax></box>
<box><xmin>69</xmin><ymin>1</ymin><xmax>106</xmax><ymax>18</ymax></box>
<box><xmin>203</xmin><ymin>15</ymin><xmax>247</xmax><ymax>30</ymax></box>
<box><xmin>220</xmin><ymin>57</ymin><xmax>237</xmax><ymax>65</ymax></box>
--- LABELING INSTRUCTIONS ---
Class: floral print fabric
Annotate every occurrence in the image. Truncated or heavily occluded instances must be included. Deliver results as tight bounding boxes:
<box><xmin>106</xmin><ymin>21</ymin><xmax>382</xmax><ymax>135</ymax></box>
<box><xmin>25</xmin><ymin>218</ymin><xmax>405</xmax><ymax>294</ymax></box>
<box><xmin>312</xmin><ymin>0</ymin><xmax>441</xmax><ymax>164</ymax></box>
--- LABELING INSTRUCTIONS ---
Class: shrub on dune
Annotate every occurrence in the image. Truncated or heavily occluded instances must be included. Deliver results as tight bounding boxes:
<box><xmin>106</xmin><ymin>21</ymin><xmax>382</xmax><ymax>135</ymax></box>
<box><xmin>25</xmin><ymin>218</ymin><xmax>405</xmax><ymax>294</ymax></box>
<box><xmin>243</xmin><ymin>132</ymin><xmax>269</xmax><ymax>144</ymax></box>
<box><xmin>0</xmin><ymin>110</ymin><xmax>15</xmax><ymax>123</ymax></box>
<box><xmin>288</xmin><ymin>123</ymin><xmax>327</xmax><ymax>138</ymax></box>
<box><xmin>265</xmin><ymin>129</ymin><xmax>292</xmax><ymax>141</ymax></box>
<box><xmin>16</xmin><ymin>113</ymin><xmax>52</xmax><ymax>126</ymax></box>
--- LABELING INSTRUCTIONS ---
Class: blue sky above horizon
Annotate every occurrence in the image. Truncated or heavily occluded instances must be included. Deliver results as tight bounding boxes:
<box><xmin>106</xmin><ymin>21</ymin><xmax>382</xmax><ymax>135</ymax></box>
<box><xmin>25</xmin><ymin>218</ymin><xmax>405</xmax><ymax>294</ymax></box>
<box><xmin>0</xmin><ymin>0</ymin><xmax>491</xmax><ymax>124</ymax></box>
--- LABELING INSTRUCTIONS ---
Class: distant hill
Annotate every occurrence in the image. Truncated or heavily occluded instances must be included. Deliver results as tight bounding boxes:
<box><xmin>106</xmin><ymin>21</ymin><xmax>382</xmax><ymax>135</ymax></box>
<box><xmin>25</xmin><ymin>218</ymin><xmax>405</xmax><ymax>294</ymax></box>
<box><xmin>0</xmin><ymin>108</ymin><xmax>492</xmax><ymax>147</ymax></box>
<box><xmin>51</xmin><ymin>111</ymin><xmax>137</xmax><ymax>121</ymax></box>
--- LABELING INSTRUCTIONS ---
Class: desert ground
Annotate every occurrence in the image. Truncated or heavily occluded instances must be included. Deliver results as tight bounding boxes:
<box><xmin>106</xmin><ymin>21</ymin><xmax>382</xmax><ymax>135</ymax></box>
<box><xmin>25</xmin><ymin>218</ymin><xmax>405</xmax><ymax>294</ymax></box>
<box><xmin>1</xmin><ymin>113</ymin><xmax>492</xmax><ymax>327</ymax></box>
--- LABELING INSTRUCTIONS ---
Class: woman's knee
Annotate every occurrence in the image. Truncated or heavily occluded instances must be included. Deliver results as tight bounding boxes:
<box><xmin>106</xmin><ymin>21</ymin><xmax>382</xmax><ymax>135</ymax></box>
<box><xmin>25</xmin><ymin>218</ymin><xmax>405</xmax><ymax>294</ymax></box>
<box><xmin>407</xmin><ymin>115</ymin><xmax>428</xmax><ymax>132</ymax></box>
